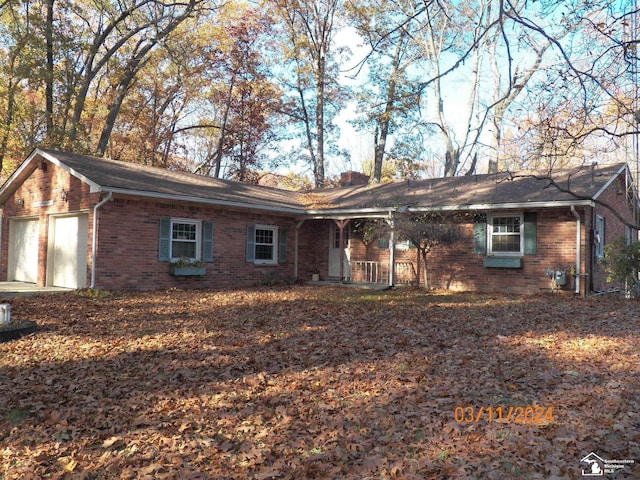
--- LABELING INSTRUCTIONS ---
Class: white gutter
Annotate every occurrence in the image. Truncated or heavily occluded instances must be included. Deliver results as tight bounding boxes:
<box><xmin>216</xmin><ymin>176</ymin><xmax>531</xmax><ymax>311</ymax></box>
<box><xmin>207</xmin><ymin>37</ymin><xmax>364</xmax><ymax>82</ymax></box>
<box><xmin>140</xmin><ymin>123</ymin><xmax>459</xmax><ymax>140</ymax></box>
<box><xmin>90</xmin><ymin>192</ymin><xmax>113</xmax><ymax>288</ymax></box>
<box><xmin>306</xmin><ymin>199</ymin><xmax>596</xmax><ymax>219</ymax></box>
<box><xmin>571</xmin><ymin>205</ymin><xmax>581</xmax><ymax>295</ymax></box>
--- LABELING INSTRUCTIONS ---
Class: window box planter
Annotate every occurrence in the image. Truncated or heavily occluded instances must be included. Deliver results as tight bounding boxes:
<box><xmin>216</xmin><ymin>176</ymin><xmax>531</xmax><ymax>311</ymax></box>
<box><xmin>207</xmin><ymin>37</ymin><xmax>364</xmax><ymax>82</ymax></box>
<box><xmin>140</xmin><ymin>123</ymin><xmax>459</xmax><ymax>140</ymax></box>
<box><xmin>483</xmin><ymin>256</ymin><xmax>522</xmax><ymax>268</ymax></box>
<box><xmin>170</xmin><ymin>260</ymin><xmax>206</xmax><ymax>276</ymax></box>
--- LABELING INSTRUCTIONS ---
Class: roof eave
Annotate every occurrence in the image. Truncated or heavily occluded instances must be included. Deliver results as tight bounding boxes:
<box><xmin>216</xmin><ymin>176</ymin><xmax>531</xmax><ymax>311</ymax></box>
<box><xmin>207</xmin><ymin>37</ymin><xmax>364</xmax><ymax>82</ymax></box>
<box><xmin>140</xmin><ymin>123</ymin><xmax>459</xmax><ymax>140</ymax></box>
<box><xmin>38</xmin><ymin>149</ymin><xmax>103</xmax><ymax>192</ymax></box>
<box><xmin>304</xmin><ymin>207</ymin><xmax>393</xmax><ymax>219</ymax></box>
<box><xmin>100</xmin><ymin>187</ymin><xmax>307</xmax><ymax>215</ymax></box>
<box><xmin>409</xmin><ymin>199</ymin><xmax>596</xmax><ymax>211</ymax></box>
<box><xmin>305</xmin><ymin>199</ymin><xmax>596</xmax><ymax>217</ymax></box>
<box><xmin>0</xmin><ymin>148</ymin><xmax>104</xmax><ymax>205</ymax></box>
<box><xmin>0</xmin><ymin>148</ymin><xmax>41</xmax><ymax>204</ymax></box>
<box><xmin>592</xmin><ymin>164</ymin><xmax>628</xmax><ymax>200</ymax></box>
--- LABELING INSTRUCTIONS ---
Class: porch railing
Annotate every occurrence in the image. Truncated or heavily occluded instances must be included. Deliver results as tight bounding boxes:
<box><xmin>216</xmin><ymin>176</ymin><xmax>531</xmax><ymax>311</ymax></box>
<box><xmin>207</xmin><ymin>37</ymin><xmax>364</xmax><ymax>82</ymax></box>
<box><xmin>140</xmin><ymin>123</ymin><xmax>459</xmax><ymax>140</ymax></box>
<box><xmin>345</xmin><ymin>261</ymin><xmax>417</xmax><ymax>285</ymax></box>
<box><xmin>395</xmin><ymin>261</ymin><xmax>418</xmax><ymax>285</ymax></box>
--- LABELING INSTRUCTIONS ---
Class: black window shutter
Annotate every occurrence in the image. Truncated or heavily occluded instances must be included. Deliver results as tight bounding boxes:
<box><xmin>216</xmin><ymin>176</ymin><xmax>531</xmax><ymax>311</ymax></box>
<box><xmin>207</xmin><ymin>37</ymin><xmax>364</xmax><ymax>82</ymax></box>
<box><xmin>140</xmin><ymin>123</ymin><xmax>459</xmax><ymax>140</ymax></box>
<box><xmin>278</xmin><ymin>228</ymin><xmax>288</xmax><ymax>263</ymax></box>
<box><xmin>246</xmin><ymin>225</ymin><xmax>255</xmax><ymax>262</ymax></box>
<box><xmin>203</xmin><ymin>221</ymin><xmax>214</xmax><ymax>262</ymax></box>
<box><xmin>377</xmin><ymin>237</ymin><xmax>389</xmax><ymax>249</ymax></box>
<box><xmin>474</xmin><ymin>222</ymin><xmax>487</xmax><ymax>255</ymax></box>
<box><xmin>523</xmin><ymin>212</ymin><xmax>537</xmax><ymax>255</ymax></box>
<box><xmin>159</xmin><ymin>218</ymin><xmax>171</xmax><ymax>261</ymax></box>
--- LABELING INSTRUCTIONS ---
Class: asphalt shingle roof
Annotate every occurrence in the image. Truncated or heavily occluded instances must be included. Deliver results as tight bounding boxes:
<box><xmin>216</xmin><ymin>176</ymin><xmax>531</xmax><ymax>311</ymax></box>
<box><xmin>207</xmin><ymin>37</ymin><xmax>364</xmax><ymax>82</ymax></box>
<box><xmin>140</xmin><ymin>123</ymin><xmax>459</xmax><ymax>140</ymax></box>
<box><xmin>0</xmin><ymin>149</ymin><xmax>628</xmax><ymax>215</ymax></box>
<box><xmin>307</xmin><ymin>163</ymin><xmax>626</xmax><ymax>211</ymax></box>
<box><xmin>37</xmin><ymin>149</ymin><xmax>307</xmax><ymax>213</ymax></box>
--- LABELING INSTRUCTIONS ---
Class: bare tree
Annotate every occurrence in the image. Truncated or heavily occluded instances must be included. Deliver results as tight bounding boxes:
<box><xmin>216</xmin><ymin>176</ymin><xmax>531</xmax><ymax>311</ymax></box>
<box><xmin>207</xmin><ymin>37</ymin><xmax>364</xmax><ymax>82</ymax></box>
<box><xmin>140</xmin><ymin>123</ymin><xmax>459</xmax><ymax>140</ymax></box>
<box><xmin>347</xmin><ymin>0</ymin><xmax>425</xmax><ymax>183</ymax></box>
<box><xmin>268</xmin><ymin>0</ymin><xmax>346</xmax><ymax>187</ymax></box>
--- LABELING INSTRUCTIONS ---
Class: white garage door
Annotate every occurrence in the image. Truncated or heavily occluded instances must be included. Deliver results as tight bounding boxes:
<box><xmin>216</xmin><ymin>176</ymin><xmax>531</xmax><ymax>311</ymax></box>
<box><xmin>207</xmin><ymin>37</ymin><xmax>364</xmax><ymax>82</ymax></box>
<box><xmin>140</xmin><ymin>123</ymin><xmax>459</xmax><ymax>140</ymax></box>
<box><xmin>51</xmin><ymin>214</ymin><xmax>88</xmax><ymax>289</ymax></box>
<box><xmin>8</xmin><ymin>218</ymin><xmax>40</xmax><ymax>283</ymax></box>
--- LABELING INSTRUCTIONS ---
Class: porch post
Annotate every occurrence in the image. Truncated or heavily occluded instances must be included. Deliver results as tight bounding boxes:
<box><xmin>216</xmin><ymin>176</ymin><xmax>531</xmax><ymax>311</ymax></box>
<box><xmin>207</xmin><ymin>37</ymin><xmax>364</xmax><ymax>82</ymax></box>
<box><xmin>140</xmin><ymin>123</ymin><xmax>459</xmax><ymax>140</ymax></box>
<box><xmin>334</xmin><ymin>219</ymin><xmax>350</xmax><ymax>282</ymax></box>
<box><xmin>387</xmin><ymin>212</ymin><xmax>395</xmax><ymax>287</ymax></box>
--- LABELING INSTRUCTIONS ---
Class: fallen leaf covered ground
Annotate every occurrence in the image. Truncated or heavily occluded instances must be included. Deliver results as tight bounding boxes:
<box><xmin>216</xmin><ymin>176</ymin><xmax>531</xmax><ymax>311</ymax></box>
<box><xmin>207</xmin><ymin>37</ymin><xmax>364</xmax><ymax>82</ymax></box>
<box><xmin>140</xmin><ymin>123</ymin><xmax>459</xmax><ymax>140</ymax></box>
<box><xmin>0</xmin><ymin>286</ymin><xmax>639</xmax><ymax>479</ymax></box>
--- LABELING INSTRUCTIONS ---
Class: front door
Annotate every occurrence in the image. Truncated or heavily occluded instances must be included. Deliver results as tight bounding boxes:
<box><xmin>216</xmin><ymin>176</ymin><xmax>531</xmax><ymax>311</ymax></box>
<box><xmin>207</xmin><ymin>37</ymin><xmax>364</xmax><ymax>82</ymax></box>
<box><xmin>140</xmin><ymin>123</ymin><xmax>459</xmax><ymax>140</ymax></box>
<box><xmin>328</xmin><ymin>222</ymin><xmax>350</xmax><ymax>279</ymax></box>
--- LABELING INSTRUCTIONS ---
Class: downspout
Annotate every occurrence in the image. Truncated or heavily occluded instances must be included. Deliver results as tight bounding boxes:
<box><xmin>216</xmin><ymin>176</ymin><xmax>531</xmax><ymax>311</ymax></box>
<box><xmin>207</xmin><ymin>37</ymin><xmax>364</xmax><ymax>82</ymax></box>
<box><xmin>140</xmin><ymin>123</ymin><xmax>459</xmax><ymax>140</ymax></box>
<box><xmin>571</xmin><ymin>205</ymin><xmax>581</xmax><ymax>295</ymax></box>
<box><xmin>90</xmin><ymin>192</ymin><xmax>113</xmax><ymax>289</ymax></box>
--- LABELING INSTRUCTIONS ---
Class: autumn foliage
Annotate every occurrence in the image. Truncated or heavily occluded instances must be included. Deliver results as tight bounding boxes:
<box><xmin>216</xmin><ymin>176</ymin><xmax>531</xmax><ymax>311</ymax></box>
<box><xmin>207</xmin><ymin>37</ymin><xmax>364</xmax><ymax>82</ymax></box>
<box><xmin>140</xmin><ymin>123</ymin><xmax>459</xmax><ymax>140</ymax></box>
<box><xmin>1</xmin><ymin>286</ymin><xmax>639</xmax><ymax>479</ymax></box>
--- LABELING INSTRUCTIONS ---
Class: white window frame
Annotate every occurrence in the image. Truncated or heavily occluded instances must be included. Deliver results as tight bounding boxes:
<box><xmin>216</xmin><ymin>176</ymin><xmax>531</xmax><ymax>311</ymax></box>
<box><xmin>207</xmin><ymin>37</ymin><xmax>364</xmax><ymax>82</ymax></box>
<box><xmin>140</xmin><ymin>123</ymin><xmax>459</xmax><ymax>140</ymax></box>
<box><xmin>625</xmin><ymin>225</ymin><xmax>638</xmax><ymax>245</ymax></box>
<box><xmin>170</xmin><ymin>218</ymin><xmax>202</xmax><ymax>262</ymax></box>
<box><xmin>332</xmin><ymin>224</ymin><xmax>350</xmax><ymax>249</ymax></box>
<box><xmin>488</xmin><ymin>213</ymin><xmax>523</xmax><ymax>256</ymax></box>
<box><xmin>253</xmin><ymin>225</ymin><xmax>278</xmax><ymax>265</ymax></box>
<box><xmin>395</xmin><ymin>239</ymin><xmax>414</xmax><ymax>251</ymax></box>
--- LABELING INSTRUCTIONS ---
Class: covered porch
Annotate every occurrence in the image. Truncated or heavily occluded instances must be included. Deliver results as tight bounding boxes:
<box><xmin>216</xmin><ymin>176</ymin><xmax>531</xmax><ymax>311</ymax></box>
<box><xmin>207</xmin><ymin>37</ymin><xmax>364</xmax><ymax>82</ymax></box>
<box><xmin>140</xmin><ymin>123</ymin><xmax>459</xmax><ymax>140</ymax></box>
<box><xmin>294</xmin><ymin>212</ymin><xmax>419</xmax><ymax>287</ymax></box>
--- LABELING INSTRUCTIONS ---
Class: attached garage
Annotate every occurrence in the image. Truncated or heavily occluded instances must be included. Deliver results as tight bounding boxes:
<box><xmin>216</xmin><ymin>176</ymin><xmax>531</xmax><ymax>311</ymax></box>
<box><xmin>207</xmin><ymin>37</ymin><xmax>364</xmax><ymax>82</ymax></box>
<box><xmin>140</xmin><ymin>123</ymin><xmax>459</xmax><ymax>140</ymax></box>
<box><xmin>47</xmin><ymin>214</ymin><xmax>89</xmax><ymax>289</ymax></box>
<box><xmin>8</xmin><ymin>217</ymin><xmax>39</xmax><ymax>283</ymax></box>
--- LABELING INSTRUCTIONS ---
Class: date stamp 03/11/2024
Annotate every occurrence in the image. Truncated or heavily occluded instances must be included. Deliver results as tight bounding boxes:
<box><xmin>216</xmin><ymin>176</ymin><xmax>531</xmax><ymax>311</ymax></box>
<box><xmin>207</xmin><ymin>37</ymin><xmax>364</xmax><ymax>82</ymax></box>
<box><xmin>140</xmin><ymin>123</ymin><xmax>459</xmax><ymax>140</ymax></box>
<box><xmin>454</xmin><ymin>405</ymin><xmax>554</xmax><ymax>425</ymax></box>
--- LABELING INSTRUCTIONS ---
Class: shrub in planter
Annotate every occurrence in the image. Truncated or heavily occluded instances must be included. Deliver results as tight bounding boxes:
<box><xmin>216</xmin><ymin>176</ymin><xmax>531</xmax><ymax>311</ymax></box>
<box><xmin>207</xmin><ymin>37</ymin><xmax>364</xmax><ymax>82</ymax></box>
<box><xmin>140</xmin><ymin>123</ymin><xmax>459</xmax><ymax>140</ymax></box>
<box><xmin>170</xmin><ymin>258</ymin><xmax>206</xmax><ymax>276</ymax></box>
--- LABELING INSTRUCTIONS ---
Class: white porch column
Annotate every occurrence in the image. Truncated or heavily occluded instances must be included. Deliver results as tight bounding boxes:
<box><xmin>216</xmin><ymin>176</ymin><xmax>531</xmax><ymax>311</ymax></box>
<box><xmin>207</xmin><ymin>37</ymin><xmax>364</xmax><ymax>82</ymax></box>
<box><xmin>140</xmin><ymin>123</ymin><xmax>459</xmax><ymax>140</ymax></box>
<box><xmin>387</xmin><ymin>212</ymin><xmax>395</xmax><ymax>287</ymax></box>
<box><xmin>333</xmin><ymin>219</ymin><xmax>351</xmax><ymax>281</ymax></box>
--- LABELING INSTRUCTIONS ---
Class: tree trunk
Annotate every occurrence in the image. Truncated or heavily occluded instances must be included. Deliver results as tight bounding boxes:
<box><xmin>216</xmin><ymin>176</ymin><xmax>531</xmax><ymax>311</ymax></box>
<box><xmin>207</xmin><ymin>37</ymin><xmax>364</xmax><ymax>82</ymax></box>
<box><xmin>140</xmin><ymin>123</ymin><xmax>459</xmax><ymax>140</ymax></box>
<box><xmin>297</xmin><ymin>76</ymin><xmax>319</xmax><ymax>187</ymax></box>
<box><xmin>67</xmin><ymin>0</ymin><xmax>184</xmax><ymax>147</ymax></box>
<box><xmin>314</xmin><ymin>52</ymin><xmax>326</xmax><ymax>187</ymax></box>
<box><xmin>0</xmin><ymin>78</ymin><xmax>15</xmax><ymax>171</ymax></box>
<box><xmin>421</xmin><ymin>249</ymin><xmax>430</xmax><ymax>290</ymax></box>
<box><xmin>97</xmin><ymin>4</ymin><xmax>198</xmax><ymax>156</ymax></box>
<box><xmin>373</xmin><ymin>31</ymin><xmax>406</xmax><ymax>183</ymax></box>
<box><xmin>97</xmin><ymin>49</ymin><xmax>153</xmax><ymax>156</ymax></box>
<box><xmin>0</xmin><ymin>38</ymin><xmax>27</xmax><ymax>170</ymax></box>
<box><xmin>45</xmin><ymin>0</ymin><xmax>55</xmax><ymax>139</ymax></box>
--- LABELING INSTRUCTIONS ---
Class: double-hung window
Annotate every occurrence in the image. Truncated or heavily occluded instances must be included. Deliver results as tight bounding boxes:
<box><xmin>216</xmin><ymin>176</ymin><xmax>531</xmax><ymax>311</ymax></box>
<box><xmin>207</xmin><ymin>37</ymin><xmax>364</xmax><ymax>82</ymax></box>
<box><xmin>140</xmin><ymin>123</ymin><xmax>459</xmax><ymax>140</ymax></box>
<box><xmin>171</xmin><ymin>220</ymin><xmax>201</xmax><ymax>260</ymax></box>
<box><xmin>489</xmin><ymin>214</ymin><xmax>523</xmax><ymax>255</ymax></box>
<box><xmin>158</xmin><ymin>218</ymin><xmax>213</xmax><ymax>262</ymax></box>
<box><xmin>395</xmin><ymin>239</ymin><xmax>415</xmax><ymax>251</ymax></box>
<box><xmin>246</xmin><ymin>224</ymin><xmax>287</xmax><ymax>265</ymax></box>
<box><xmin>255</xmin><ymin>226</ymin><xmax>278</xmax><ymax>263</ymax></box>
<box><xmin>476</xmin><ymin>212</ymin><xmax>536</xmax><ymax>268</ymax></box>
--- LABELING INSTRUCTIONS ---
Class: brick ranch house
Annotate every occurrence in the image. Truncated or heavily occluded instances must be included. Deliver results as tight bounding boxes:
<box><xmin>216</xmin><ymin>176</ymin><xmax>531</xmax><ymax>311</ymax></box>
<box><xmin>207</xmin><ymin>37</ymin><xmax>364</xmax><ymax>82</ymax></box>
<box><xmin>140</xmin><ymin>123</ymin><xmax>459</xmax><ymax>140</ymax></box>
<box><xmin>0</xmin><ymin>148</ymin><xmax>638</xmax><ymax>295</ymax></box>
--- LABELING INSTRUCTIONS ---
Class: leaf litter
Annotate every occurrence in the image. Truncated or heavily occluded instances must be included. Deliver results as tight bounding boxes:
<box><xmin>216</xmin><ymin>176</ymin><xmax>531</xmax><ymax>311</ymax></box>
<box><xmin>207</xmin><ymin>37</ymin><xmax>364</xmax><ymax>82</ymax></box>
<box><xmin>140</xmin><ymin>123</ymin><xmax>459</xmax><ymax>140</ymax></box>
<box><xmin>0</xmin><ymin>286</ymin><xmax>639</xmax><ymax>479</ymax></box>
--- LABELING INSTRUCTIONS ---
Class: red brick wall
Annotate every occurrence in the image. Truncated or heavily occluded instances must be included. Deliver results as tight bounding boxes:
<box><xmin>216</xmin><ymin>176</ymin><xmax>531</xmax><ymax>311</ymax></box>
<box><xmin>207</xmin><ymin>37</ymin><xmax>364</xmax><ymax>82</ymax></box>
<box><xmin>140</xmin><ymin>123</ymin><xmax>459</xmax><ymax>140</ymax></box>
<box><xmin>297</xmin><ymin>220</ymin><xmax>329</xmax><ymax>280</ymax></box>
<box><xmin>0</xmin><ymin>157</ymin><xmax>304</xmax><ymax>290</ymax></box>
<box><xmin>0</xmin><ymin>159</ymin><xmax>97</xmax><ymax>286</ymax></box>
<box><xmin>589</xmin><ymin>173</ymin><xmax>638</xmax><ymax>292</ymax></box>
<box><xmin>94</xmin><ymin>198</ymin><xmax>300</xmax><ymax>290</ymax></box>
<box><xmin>3</xmin><ymin>156</ymin><xmax>637</xmax><ymax>294</ymax></box>
<box><xmin>345</xmin><ymin>208</ymin><xmax>599</xmax><ymax>295</ymax></box>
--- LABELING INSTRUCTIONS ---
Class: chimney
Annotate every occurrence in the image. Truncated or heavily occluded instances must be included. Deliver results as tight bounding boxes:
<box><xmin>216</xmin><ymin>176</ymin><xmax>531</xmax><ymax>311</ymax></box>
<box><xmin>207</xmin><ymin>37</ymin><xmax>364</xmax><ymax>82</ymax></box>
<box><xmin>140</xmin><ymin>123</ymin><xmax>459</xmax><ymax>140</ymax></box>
<box><xmin>340</xmin><ymin>171</ymin><xmax>370</xmax><ymax>186</ymax></box>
